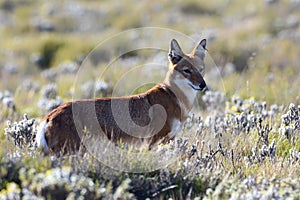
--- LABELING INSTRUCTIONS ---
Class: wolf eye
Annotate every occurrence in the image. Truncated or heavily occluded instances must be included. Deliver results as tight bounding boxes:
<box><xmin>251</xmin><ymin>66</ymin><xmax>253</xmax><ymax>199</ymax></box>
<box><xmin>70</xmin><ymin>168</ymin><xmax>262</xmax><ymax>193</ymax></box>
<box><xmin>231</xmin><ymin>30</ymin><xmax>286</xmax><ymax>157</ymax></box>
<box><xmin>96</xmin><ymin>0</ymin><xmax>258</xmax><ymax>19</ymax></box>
<box><xmin>183</xmin><ymin>69</ymin><xmax>191</xmax><ymax>74</ymax></box>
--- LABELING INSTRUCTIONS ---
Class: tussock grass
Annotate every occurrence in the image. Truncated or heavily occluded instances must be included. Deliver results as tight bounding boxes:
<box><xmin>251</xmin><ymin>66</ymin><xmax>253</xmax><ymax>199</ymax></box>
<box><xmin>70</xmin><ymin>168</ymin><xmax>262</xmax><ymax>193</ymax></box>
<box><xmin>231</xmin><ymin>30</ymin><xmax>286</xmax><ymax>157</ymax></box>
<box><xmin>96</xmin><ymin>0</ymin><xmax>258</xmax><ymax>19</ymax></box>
<box><xmin>1</xmin><ymin>0</ymin><xmax>300</xmax><ymax>199</ymax></box>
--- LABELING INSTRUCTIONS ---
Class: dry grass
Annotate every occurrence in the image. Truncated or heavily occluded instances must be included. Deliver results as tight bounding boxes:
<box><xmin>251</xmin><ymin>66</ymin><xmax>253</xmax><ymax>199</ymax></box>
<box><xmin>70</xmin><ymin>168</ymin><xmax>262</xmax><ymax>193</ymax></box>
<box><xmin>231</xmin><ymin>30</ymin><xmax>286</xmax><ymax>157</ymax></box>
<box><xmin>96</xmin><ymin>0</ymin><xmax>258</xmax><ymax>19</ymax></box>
<box><xmin>0</xmin><ymin>0</ymin><xmax>300</xmax><ymax>199</ymax></box>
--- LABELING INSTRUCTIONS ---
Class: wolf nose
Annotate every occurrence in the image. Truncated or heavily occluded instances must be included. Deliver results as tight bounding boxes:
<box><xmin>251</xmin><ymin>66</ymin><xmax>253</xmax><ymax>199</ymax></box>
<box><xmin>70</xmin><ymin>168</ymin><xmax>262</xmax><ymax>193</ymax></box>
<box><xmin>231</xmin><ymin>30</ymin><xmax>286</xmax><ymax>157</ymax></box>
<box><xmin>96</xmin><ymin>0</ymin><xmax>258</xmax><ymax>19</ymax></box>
<box><xmin>199</xmin><ymin>81</ymin><xmax>207</xmax><ymax>92</ymax></box>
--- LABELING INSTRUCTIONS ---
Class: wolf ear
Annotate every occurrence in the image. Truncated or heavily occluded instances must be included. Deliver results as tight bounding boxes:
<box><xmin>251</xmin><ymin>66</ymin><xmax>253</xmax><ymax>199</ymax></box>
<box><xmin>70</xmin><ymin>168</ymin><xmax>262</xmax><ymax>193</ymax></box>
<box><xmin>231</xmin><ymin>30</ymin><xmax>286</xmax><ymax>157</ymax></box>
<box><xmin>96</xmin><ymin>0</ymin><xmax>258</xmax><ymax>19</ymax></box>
<box><xmin>192</xmin><ymin>39</ymin><xmax>207</xmax><ymax>59</ymax></box>
<box><xmin>168</xmin><ymin>39</ymin><xmax>183</xmax><ymax>65</ymax></box>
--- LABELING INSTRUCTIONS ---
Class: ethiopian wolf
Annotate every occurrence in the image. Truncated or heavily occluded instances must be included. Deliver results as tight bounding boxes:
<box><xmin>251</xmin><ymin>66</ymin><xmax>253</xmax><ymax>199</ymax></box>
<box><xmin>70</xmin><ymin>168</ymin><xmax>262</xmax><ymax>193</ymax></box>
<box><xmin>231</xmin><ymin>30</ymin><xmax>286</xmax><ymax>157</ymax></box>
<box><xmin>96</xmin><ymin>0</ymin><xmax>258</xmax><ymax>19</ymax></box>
<box><xmin>36</xmin><ymin>39</ymin><xmax>208</xmax><ymax>156</ymax></box>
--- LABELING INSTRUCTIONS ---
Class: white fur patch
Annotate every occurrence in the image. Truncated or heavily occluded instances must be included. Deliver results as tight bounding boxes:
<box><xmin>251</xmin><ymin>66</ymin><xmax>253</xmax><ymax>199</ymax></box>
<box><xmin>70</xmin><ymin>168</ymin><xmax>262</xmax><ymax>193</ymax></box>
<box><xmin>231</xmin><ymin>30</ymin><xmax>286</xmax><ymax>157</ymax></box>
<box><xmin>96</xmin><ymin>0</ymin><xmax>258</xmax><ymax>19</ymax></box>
<box><xmin>184</xmin><ymin>79</ymin><xmax>199</xmax><ymax>102</ymax></box>
<box><xmin>173</xmin><ymin>77</ymin><xmax>198</xmax><ymax>105</ymax></box>
<box><xmin>168</xmin><ymin>119</ymin><xmax>181</xmax><ymax>138</ymax></box>
<box><xmin>36</xmin><ymin>120</ymin><xmax>49</xmax><ymax>152</ymax></box>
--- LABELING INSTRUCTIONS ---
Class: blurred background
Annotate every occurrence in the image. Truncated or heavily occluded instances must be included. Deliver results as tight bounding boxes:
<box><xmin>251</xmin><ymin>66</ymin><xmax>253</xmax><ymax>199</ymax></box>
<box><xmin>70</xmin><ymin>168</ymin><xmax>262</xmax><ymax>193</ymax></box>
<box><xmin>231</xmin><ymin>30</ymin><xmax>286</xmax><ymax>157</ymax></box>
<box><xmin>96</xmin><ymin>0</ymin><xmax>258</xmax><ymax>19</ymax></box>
<box><xmin>1</xmin><ymin>2</ymin><xmax>300</xmax><ymax>199</ymax></box>
<box><xmin>0</xmin><ymin>0</ymin><xmax>299</xmax><ymax>117</ymax></box>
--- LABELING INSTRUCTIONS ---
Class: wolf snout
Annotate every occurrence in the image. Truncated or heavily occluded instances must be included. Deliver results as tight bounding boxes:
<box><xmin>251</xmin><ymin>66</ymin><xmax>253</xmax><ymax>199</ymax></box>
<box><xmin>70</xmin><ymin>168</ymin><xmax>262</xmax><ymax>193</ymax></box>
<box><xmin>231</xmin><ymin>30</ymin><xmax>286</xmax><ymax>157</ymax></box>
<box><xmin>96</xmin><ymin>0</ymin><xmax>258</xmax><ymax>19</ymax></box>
<box><xmin>199</xmin><ymin>81</ymin><xmax>208</xmax><ymax>92</ymax></box>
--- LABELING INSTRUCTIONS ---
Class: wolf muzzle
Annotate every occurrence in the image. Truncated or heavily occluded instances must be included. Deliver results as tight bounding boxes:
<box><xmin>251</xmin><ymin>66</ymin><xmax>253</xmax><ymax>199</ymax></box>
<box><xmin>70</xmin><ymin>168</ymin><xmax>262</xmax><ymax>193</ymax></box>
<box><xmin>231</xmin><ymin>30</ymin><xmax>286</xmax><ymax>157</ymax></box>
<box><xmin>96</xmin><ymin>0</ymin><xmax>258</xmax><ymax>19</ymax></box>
<box><xmin>199</xmin><ymin>81</ymin><xmax>208</xmax><ymax>92</ymax></box>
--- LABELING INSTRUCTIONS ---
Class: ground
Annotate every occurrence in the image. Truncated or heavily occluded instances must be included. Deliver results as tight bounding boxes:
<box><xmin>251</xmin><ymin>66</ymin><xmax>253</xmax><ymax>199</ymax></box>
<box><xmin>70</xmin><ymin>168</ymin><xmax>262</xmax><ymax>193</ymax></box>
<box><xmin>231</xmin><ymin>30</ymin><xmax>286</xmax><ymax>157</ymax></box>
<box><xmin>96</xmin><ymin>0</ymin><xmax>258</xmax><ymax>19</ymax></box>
<box><xmin>0</xmin><ymin>0</ymin><xmax>300</xmax><ymax>199</ymax></box>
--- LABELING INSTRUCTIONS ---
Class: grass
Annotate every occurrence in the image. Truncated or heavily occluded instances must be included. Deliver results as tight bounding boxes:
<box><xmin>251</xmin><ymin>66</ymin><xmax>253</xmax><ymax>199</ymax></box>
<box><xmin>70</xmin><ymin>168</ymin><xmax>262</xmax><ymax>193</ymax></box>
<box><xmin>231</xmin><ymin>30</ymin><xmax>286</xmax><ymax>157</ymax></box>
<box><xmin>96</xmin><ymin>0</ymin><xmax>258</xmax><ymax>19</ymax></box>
<box><xmin>1</xmin><ymin>0</ymin><xmax>300</xmax><ymax>199</ymax></box>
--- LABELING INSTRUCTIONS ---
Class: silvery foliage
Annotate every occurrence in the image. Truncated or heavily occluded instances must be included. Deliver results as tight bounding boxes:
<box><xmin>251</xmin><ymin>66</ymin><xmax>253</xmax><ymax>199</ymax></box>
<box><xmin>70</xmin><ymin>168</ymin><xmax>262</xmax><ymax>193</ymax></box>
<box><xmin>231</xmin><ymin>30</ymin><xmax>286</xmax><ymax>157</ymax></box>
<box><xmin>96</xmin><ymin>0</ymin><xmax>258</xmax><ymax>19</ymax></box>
<box><xmin>13</xmin><ymin>167</ymin><xmax>123</xmax><ymax>200</ymax></box>
<box><xmin>278</xmin><ymin>102</ymin><xmax>299</xmax><ymax>171</ymax></box>
<box><xmin>288</xmin><ymin>147</ymin><xmax>300</xmax><ymax>165</ymax></box>
<box><xmin>208</xmin><ymin>175</ymin><xmax>299</xmax><ymax>200</ymax></box>
<box><xmin>201</xmin><ymin>92</ymin><xmax>298</xmax><ymax>166</ymax></box>
<box><xmin>279</xmin><ymin>103</ymin><xmax>300</xmax><ymax>141</ymax></box>
<box><xmin>4</xmin><ymin>114</ymin><xmax>36</xmax><ymax>149</ymax></box>
<box><xmin>0</xmin><ymin>90</ymin><xmax>16</xmax><ymax>110</ymax></box>
<box><xmin>203</xmin><ymin>93</ymin><xmax>277</xmax><ymax>137</ymax></box>
<box><xmin>38</xmin><ymin>83</ymin><xmax>63</xmax><ymax>114</ymax></box>
<box><xmin>81</xmin><ymin>80</ymin><xmax>109</xmax><ymax>98</ymax></box>
<box><xmin>2</xmin><ymin>89</ymin><xmax>300</xmax><ymax>199</ymax></box>
<box><xmin>202</xmin><ymin>91</ymin><xmax>226</xmax><ymax>111</ymax></box>
<box><xmin>3</xmin><ymin>63</ymin><xmax>18</xmax><ymax>74</ymax></box>
<box><xmin>244</xmin><ymin>139</ymin><xmax>277</xmax><ymax>166</ymax></box>
<box><xmin>41</xmin><ymin>61</ymin><xmax>79</xmax><ymax>82</ymax></box>
<box><xmin>21</xmin><ymin>80</ymin><xmax>40</xmax><ymax>92</ymax></box>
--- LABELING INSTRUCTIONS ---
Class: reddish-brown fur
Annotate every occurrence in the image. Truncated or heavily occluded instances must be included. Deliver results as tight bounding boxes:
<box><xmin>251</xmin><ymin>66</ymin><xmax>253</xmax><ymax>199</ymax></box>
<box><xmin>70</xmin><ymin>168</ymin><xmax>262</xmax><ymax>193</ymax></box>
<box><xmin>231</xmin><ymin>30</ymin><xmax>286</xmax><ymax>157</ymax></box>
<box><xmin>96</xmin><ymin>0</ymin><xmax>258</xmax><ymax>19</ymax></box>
<box><xmin>44</xmin><ymin>84</ymin><xmax>181</xmax><ymax>154</ymax></box>
<box><xmin>37</xmin><ymin>39</ymin><xmax>207</xmax><ymax>156</ymax></box>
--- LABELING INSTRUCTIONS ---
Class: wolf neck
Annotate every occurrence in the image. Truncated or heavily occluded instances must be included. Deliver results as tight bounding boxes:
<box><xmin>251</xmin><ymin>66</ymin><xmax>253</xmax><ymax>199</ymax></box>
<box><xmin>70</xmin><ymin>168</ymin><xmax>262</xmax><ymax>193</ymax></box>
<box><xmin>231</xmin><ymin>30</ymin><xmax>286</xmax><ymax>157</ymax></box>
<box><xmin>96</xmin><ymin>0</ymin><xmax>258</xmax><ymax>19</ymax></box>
<box><xmin>163</xmin><ymin>70</ymin><xmax>198</xmax><ymax>119</ymax></box>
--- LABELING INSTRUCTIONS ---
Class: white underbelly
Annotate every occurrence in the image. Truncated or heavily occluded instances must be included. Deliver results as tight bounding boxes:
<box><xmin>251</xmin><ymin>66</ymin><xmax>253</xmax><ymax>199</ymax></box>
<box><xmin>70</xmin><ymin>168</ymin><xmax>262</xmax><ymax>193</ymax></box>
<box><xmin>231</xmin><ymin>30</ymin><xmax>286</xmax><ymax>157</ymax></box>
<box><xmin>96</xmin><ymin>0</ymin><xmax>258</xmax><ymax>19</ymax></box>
<box><xmin>168</xmin><ymin>119</ymin><xmax>181</xmax><ymax>138</ymax></box>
